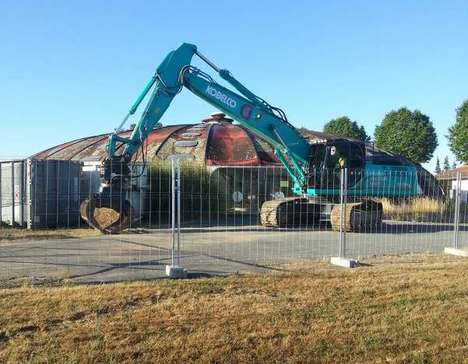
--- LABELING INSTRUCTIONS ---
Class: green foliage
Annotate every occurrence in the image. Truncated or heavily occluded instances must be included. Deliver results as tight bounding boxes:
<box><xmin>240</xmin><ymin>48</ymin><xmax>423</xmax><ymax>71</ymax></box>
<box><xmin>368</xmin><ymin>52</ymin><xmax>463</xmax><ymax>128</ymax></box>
<box><xmin>323</xmin><ymin>116</ymin><xmax>370</xmax><ymax>142</ymax></box>
<box><xmin>374</xmin><ymin>107</ymin><xmax>438</xmax><ymax>163</ymax></box>
<box><xmin>443</xmin><ymin>156</ymin><xmax>450</xmax><ymax>171</ymax></box>
<box><xmin>448</xmin><ymin>99</ymin><xmax>468</xmax><ymax>163</ymax></box>
<box><xmin>434</xmin><ymin>157</ymin><xmax>441</xmax><ymax>174</ymax></box>
<box><xmin>147</xmin><ymin>160</ymin><xmax>228</xmax><ymax>225</ymax></box>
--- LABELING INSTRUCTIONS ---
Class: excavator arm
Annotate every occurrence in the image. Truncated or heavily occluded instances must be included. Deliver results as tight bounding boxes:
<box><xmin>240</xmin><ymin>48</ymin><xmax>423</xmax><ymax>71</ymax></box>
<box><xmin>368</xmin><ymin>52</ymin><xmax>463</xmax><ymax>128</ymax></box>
<box><xmin>81</xmin><ymin>43</ymin><xmax>312</xmax><ymax>233</ymax></box>
<box><xmin>107</xmin><ymin>43</ymin><xmax>310</xmax><ymax>187</ymax></box>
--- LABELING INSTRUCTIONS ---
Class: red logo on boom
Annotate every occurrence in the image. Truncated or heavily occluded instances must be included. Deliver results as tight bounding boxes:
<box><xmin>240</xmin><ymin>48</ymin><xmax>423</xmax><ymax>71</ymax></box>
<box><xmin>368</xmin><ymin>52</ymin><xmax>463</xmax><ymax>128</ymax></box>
<box><xmin>241</xmin><ymin>104</ymin><xmax>253</xmax><ymax>120</ymax></box>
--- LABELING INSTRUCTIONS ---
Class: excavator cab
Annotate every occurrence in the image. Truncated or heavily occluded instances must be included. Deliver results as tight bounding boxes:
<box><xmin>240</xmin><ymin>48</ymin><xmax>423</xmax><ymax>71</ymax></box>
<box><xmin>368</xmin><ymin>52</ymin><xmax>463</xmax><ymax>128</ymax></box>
<box><xmin>308</xmin><ymin>140</ymin><xmax>365</xmax><ymax>191</ymax></box>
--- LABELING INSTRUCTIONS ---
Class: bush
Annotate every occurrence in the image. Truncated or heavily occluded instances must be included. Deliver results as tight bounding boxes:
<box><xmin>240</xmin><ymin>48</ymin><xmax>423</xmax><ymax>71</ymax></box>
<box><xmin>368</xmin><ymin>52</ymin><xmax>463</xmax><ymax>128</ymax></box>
<box><xmin>146</xmin><ymin>160</ymin><xmax>228</xmax><ymax>227</ymax></box>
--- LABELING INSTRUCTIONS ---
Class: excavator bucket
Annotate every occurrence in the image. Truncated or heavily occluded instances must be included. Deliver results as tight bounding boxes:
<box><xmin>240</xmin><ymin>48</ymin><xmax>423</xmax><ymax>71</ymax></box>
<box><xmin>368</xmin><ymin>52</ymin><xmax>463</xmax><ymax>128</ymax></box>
<box><xmin>80</xmin><ymin>195</ymin><xmax>134</xmax><ymax>234</ymax></box>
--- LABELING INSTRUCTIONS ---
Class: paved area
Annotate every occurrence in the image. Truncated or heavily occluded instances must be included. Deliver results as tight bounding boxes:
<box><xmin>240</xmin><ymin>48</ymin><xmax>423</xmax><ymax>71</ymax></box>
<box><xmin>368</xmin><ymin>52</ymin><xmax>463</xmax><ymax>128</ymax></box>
<box><xmin>0</xmin><ymin>221</ymin><xmax>467</xmax><ymax>286</ymax></box>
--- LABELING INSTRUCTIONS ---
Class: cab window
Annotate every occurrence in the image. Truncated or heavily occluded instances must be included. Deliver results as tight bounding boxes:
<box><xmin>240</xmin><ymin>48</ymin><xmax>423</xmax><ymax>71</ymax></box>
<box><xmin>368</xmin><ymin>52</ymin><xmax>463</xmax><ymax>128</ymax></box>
<box><xmin>325</xmin><ymin>141</ymin><xmax>364</xmax><ymax>169</ymax></box>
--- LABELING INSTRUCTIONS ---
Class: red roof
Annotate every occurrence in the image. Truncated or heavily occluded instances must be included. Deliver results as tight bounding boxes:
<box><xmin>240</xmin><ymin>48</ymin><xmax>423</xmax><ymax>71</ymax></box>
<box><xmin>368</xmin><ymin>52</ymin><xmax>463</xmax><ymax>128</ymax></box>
<box><xmin>437</xmin><ymin>165</ymin><xmax>468</xmax><ymax>180</ymax></box>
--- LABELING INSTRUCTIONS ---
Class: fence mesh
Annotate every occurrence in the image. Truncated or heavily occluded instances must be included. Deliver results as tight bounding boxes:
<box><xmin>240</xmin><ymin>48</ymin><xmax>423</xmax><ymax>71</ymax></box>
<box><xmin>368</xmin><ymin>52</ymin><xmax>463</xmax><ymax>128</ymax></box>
<box><xmin>0</xmin><ymin>159</ymin><xmax>466</xmax><ymax>285</ymax></box>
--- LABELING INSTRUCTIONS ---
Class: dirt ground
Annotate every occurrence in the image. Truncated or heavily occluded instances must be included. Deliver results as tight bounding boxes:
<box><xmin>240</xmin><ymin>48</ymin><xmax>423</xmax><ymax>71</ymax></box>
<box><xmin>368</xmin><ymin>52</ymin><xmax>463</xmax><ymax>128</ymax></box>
<box><xmin>0</xmin><ymin>254</ymin><xmax>467</xmax><ymax>363</ymax></box>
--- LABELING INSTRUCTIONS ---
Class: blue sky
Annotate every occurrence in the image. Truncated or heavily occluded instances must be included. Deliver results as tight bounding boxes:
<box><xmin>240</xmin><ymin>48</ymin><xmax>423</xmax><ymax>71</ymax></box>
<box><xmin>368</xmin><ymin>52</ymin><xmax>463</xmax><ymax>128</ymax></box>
<box><xmin>0</xmin><ymin>0</ymin><xmax>467</xmax><ymax>171</ymax></box>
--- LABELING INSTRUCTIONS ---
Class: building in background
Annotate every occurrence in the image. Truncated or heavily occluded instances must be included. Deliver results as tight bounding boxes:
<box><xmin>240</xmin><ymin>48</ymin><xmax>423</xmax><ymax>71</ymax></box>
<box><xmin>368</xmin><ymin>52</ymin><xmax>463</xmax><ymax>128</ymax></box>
<box><xmin>437</xmin><ymin>165</ymin><xmax>468</xmax><ymax>202</ymax></box>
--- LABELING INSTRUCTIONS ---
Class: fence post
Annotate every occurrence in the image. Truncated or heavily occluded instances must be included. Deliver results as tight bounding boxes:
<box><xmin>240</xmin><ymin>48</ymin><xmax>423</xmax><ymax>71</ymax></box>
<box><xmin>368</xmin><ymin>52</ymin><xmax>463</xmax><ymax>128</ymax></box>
<box><xmin>19</xmin><ymin>160</ymin><xmax>24</xmax><ymax>227</ymax></box>
<box><xmin>0</xmin><ymin>162</ymin><xmax>2</xmax><ymax>225</ymax></box>
<box><xmin>26</xmin><ymin>159</ymin><xmax>32</xmax><ymax>229</ymax></box>
<box><xmin>444</xmin><ymin>171</ymin><xmax>467</xmax><ymax>257</ymax></box>
<box><xmin>177</xmin><ymin>159</ymin><xmax>181</xmax><ymax>267</ymax></box>
<box><xmin>56</xmin><ymin>161</ymin><xmax>59</xmax><ymax>227</ymax></box>
<box><xmin>453</xmin><ymin>171</ymin><xmax>461</xmax><ymax>249</ymax></box>
<box><xmin>339</xmin><ymin>168</ymin><xmax>347</xmax><ymax>257</ymax></box>
<box><xmin>171</xmin><ymin>158</ymin><xmax>176</xmax><ymax>267</ymax></box>
<box><xmin>11</xmin><ymin>161</ymin><xmax>15</xmax><ymax>226</ymax></box>
<box><xmin>166</xmin><ymin>155</ymin><xmax>189</xmax><ymax>278</ymax></box>
<box><xmin>331</xmin><ymin>167</ymin><xmax>360</xmax><ymax>268</ymax></box>
<box><xmin>453</xmin><ymin>172</ymin><xmax>461</xmax><ymax>249</ymax></box>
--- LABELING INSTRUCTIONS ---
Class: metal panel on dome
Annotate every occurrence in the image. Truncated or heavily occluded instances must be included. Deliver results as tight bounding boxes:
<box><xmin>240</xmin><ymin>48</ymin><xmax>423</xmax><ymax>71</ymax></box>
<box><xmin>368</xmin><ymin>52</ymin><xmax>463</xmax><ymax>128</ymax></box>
<box><xmin>180</xmin><ymin>133</ymin><xmax>201</xmax><ymax>138</ymax></box>
<box><xmin>155</xmin><ymin>124</ymin><xmax>211</xmax><ymax>162</ymax></box>
<box><xmin>205</xmin><ymin>123</ymin><xmax>260</xmax><ymax>166</ymax></box>
<box><xmin>175</xmin><ymin>140</ymin><xmax>198</xmax><ymax>148</ymax></box>
<box><xmin>132</xmin><ymin>125</ymin><xmax>188</xmax><ymax>161</ymax></box>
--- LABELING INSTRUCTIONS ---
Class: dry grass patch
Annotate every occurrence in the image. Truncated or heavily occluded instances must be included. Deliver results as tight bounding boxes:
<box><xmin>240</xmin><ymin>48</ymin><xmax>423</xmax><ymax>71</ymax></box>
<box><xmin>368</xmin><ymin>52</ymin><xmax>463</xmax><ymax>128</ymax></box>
<box><xmin>0</xmin><ymin>255</ymin><xmax>467</xmax><ymax>363</ymax></box>
<box><xmin>0</xmin><ymin>227</ymin><xmax>101</xmax><ymax>242</ymax></box>
<box><xmin>381</xmin><ymin>197</ymin><xmax>467</xmax><ymax>223</ymax></box>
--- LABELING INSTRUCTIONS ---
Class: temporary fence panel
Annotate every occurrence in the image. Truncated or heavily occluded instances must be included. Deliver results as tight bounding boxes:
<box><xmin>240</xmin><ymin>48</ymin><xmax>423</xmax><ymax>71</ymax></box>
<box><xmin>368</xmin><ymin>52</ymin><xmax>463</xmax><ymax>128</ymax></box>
<box><xmin>0</xmin><ymin>159</ymin><xmax>150</xmax><ymax>229</ymax></box>
<box><xmin>1</xmin><ymin>159</ymin><xmax>467</xmax><ymax>286</ymax></box>
<box><xmin>0</xmin><ymin>160</ymin><xmax>25</xmax><ymax>226</ymax></box>
<box><xmin>343</xmin><ymin>168</ymin><xmax>460</xmax><ymax>258</ymax></box>
<box><xmin>173</xmin><ymin>164</ymin><xmax>340</xmax><ymax>270</ymax></box>
<box><xmin>456</xmin><ymin>171</ymin><xmax>468</xmax><ymax>251</ymax></box>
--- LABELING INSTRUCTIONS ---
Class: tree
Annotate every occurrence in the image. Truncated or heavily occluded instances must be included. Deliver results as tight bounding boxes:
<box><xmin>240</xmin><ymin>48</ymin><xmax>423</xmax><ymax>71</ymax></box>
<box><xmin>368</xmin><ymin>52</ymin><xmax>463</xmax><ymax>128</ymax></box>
<box><xmin>374</xmin><ymin>107</ymin><xmax>438</xmax><ymax>164</ymax></box>
<box><xmin>323</xmin><ymin>116</ymin><xmax>370</xmax><ymax>142</ymax></box>
<box><xmin>448</xmin><ymin>99</ymin><xmax>468</xmax><ymax>163</ymax></box>
<box><xmin>452</xmin><ymin>161</ymin><xmax>458</xmax><ymax>170</ymax></box>
<box><xmin>443</xmin><ymin>156</ymin><xmax>450</xmax><ymax>171</ymax></box>
<box><xmin>434</xmin><ymin>157</ymin><xmax>441</xmax><ymax>174</ymax></box>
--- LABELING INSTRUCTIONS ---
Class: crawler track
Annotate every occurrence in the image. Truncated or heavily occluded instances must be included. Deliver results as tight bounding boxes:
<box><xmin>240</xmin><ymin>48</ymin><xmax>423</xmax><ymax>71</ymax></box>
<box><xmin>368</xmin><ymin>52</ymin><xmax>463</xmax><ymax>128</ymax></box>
<box><xmin>260</xmin><ymin>197</ymin><xmax>321</xmax><ymax>228</ymax></box>
<box><xmin>261</xmin><ymin>198</ymin><xmax>382</xmax><ymax>231</ymax></box>
<box><xmin>330</xmin><ymin>199</ymin><xmax>383</xmax><ymax>232</ymax></box>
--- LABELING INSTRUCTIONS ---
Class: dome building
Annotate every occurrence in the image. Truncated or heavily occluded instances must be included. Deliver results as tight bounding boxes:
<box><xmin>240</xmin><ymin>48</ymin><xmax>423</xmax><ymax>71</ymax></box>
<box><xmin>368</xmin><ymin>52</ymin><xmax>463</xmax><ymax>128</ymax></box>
<box><xmin>32</xmin><ymin>113</ymin><xmax>280</xmax><ymax>168</ymax></box>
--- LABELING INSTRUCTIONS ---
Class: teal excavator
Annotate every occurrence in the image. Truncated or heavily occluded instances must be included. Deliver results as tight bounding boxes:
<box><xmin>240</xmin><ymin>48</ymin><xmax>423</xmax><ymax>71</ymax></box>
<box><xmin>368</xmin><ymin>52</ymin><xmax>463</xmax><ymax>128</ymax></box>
<box><xmin>80</xmin><ymin>43</ymin><xmax>420</xmax><ymax>233</ymax></box>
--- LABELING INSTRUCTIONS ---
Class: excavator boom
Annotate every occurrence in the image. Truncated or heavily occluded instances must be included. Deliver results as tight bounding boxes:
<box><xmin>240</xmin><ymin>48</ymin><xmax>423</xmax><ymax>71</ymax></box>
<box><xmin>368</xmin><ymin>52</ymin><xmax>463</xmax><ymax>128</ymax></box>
<box><xmin>107</xmin><ymin>43</ymin><xmax>311</xmax><ymax>187</ymax></box>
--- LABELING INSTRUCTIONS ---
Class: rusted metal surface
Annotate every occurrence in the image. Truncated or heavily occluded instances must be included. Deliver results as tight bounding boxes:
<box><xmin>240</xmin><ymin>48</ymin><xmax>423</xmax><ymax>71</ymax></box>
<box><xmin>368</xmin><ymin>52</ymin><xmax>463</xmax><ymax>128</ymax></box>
<box><xmin>31</xmin><ymin>114</ymin><xmax>282</xmax><ymax>166</ymax></box>
<box><xmin>206</xmin><ymin>122</ymin><xmax>259</xmax><ymax>166</ymax></box>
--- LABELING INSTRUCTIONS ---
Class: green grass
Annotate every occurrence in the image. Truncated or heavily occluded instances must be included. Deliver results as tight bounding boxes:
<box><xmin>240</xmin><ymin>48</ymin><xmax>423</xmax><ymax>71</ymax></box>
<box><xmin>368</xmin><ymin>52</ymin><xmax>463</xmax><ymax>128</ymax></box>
<box><xmin>0</xmin><ymin>255</ymin><xmax>467</xmax><ymax>363</ymax></box>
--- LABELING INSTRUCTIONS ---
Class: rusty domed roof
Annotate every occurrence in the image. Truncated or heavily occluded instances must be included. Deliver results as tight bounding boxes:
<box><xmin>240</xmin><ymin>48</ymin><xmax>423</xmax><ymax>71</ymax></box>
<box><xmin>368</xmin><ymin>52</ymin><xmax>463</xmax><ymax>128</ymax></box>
<box><xmin>31</xmin><ymin>113</ymin><xmax>280</xmax><ymax>166</ymax></box>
